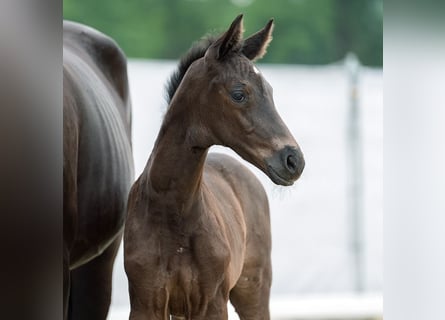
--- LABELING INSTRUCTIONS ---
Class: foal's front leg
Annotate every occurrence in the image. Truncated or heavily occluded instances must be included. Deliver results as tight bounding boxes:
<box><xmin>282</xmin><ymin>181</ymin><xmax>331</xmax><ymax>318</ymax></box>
<box><xmin>128</xmin><ymin>284</ymin><xmax>170</xmax><ymax>320</ymax></box>
<box><xmin>203</xmin><ymin>297</ymin><xmax>229</xmax><ymax>320</ymax></box>
<box><xmin>129</xmin><ymin>308</ymin><xmax>168</xmax><ymax>320</ymax></box>
<box><xmin>229</xmin><ymin>263</ymin><xmax>272</xmax><ymax>320</ymax></box>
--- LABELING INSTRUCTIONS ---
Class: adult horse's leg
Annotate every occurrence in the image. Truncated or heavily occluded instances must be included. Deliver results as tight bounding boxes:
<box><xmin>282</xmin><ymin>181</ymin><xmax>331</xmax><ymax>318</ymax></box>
<box><xmin>68</xmin><ymin>234</ymin><xmax>122</xmax><ymax>320</ymax></box>
<box><xmin>229</xmin><ymin>264</ymin><xmax>272</xmax><ymax>320</ymax></box>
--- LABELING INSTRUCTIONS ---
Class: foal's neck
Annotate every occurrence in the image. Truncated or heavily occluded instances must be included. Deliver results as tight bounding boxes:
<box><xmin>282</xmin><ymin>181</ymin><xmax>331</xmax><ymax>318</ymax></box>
<box><xmin>144</xmin><ymin>102</ymin><xmax>208</xmax><ymax>213</ymax></box>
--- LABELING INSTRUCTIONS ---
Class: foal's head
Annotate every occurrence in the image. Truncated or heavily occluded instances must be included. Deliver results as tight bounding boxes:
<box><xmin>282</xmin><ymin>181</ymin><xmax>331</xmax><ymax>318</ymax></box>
<box><xmin>168</xmin><ymin>15</ymin><xmax>304</xmax><ymax>185</ymax></box>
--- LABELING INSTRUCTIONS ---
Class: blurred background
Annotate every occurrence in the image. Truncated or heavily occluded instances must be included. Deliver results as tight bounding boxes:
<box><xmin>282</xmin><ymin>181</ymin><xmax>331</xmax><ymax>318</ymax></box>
<box><xmin>64</xmin><ymin>0</ymin><xmax>382</xmax><ymax>319</ymax></box>
<box><xmin>63</xmin><ymin>0</ymin><xmax>382</xmax><ymax>66</ymax></box>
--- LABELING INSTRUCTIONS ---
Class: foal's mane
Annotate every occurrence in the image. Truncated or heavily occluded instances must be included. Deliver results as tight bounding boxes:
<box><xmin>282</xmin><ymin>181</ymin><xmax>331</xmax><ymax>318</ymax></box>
<box><xmin>165</xmin><ymin>35</ymin><xmax>218</xmax><ymax>104</ymax></box>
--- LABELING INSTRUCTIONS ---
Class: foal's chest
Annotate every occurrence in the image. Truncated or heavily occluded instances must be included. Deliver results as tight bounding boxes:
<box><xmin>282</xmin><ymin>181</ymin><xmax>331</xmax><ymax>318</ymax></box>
<box><xmin>149</xmin><ymin>232</ymin><xmax>230</xmax><ymax>316</ymax></box>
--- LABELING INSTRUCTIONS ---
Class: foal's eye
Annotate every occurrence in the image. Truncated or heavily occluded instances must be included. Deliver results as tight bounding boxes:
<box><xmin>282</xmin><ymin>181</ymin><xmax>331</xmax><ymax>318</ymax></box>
<box><xmin>231</xmin><ymin>90</ymin><xmax>246</xmax><ymax>103</ymax></box>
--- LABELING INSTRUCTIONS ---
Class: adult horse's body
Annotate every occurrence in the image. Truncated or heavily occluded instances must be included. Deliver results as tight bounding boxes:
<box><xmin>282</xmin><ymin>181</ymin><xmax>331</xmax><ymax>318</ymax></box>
<box><xmin>63</xmin><ymin>21</ymin><xmax>134</xmax><ymax>320</ymax></box>
<box><xmin>124</xmin><ymin>15</ymin><xmax>304</xmax><ymax>320</ymax></box>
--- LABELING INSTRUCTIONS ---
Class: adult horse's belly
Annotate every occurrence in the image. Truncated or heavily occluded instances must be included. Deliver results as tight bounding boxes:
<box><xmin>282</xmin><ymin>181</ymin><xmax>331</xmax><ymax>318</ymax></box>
<box><xmin>64</xmin><ymin>49</ymin><xmax>134</xmax><ymax>268</ymax></box>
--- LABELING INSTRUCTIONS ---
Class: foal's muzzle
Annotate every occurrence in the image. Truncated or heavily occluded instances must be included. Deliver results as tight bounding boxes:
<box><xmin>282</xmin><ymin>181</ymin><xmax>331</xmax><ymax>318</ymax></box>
<box><xmin>266</xmin><ymin>146</ymin><xmax>305</xmax><ymax>186</ymax></box>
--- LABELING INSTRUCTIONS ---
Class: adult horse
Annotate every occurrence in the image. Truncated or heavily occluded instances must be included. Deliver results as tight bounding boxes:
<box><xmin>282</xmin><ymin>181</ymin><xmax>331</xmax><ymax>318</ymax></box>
<box><xmin>63</xmin><ymin>21</ymin><xmax>134</xmax><ymax>320</ymax></box>
<box><xmin>124</xmin><ymin>15</ymin><xmax>304</xmax><ymax>319</ymax></box>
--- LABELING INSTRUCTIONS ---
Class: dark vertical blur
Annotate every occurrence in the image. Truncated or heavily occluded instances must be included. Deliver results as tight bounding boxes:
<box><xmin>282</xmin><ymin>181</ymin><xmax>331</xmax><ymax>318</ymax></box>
<box><xmin>0</xmin><ymin>0</ymin><xmax>61</xmax><ymax>319</ymax></box>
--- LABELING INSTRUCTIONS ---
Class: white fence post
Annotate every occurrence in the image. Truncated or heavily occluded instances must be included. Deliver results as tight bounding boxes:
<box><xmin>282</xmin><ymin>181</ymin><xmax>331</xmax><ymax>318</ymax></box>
<box><xmin>345</xmin><ymin>52</ymin><xmax>364</xmax><ymax>292</ymax></box>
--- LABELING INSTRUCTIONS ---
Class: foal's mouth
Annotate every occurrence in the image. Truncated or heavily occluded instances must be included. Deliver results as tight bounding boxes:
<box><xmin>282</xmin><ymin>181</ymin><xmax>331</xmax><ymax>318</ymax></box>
<box><xmin>266</xmin><ymin>165</ymin><xmax>295</xmax><ymax>186</ymax></box>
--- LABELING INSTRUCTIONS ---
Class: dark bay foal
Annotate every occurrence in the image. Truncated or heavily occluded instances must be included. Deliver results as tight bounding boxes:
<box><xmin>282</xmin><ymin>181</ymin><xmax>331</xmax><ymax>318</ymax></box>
<box><xmin>124</xmin><ymin>15</ymin><xmax>304</xmax><ymax>320</ymax></box>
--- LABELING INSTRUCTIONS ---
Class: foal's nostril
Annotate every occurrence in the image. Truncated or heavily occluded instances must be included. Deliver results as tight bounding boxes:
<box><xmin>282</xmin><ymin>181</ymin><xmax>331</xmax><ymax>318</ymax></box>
<box><xmin>286</xmin><ymin>154</ymin><xmax>298</xmax><ymax>173</ymax></box>
<box><xmin>268</xmin><ymin>147</ymin><xmax>304</xmax><ymax>184</ymax></box>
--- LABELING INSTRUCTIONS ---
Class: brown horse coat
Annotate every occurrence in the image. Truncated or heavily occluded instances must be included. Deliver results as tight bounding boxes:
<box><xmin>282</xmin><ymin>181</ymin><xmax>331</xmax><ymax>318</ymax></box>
<box><xmin>124</xmin><ymin>15</ymin><xmax>304</xmax><ymax>320</ymax></box>
<box><xmin>63</xmin><ymin>21</ymin><xmax>134</xmax><ymax>320</ymax></box>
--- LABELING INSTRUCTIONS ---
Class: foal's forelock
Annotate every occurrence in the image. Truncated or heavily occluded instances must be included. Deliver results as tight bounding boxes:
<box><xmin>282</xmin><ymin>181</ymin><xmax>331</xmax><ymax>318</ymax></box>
<box><xmin>166</xmin><ymin>45</ymin><xmax>252</xmax><ymax>103</ymax></box>
<box><xmin>166</xmin><ymin>14</ymin><xmax>274</xmax><ymax>108</ymax></box>
<box><xmin>209</xmin><ymin>54</ymin><xmax>264</xmax><ymax>87</ymax></box>
<box><xmin>228</xmin><ymin>55</ymin><xmax>257</xmax><ymax>75</ymax></box>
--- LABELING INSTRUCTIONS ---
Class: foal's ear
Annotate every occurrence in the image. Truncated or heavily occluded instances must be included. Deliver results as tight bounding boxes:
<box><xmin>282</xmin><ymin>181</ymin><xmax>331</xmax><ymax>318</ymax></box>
<box><xmin>242</xmin><ymin>19</ymin><xmax>274</xmax><ymax>61</ymax></box>
<box><xmin>210</xmin><ymin>14</ymin><xmax>244</xmax><ymax>60</ymax></box>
